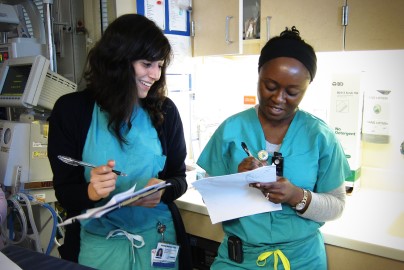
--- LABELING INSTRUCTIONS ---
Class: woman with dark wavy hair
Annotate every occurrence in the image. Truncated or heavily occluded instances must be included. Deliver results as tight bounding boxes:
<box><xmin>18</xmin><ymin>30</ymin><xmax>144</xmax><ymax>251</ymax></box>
<box><xmin>48</xmin><ymin>14</ymin><xmax>191</xmax><ymax>269</ymax></box>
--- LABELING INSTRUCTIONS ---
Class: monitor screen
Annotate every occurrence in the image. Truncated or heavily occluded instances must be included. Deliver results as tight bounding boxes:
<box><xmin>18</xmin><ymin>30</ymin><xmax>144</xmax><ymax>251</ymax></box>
<box><xmin>0</xmin><ymin>55</ymin><xmax>49</xmax><ymax>108</ymax></box>
<box><xmin>1</xmin><ymin>65</ymin><xmax>32</xmax><ymax>96</ymax></box>
<box><xmin>0</xmin><ymin>55</ymin><xmax>76</xmax><ymax>110</ymax></box>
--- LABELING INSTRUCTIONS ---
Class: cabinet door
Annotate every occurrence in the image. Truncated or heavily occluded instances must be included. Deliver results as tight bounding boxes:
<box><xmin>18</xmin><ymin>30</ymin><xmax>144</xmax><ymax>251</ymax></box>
<box><xmin>192</xmin><ymin>0</ymin><xmax>242</xmax><ymax>56</ymax></box>
<box><xmin>345</xmin><ymin>0</ymin><xmax>404</xmax><ymax>50</ymax></box>
<box><xmin>261</xmin><ymin>0</ymin><xmax>344</xmax><ymax>52</ymax></box>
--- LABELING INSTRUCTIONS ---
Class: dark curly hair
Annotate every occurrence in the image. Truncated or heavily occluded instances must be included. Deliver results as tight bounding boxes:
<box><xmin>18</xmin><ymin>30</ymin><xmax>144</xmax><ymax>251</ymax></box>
<box><xmin>84</xmin><ymin>14</ymin><xmax>172</xmax><ymax>145</ymax></box>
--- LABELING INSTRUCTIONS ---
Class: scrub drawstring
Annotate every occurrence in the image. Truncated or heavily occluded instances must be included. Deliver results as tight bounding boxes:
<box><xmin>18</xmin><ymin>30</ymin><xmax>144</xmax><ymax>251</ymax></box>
<box><xmin>106</xmin><ymin>229</ymin><xmax>145</xmax><ymax>263</ymax></box>
<box><xmin>257</xmin><ymin>249</ymin><xmax>290</xmax><ymax>270</ymax></box>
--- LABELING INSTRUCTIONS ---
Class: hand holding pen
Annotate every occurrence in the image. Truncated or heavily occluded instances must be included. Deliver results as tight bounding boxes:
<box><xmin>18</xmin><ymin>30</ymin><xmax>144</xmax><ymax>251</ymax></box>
<box><xmin>58</xmin><ymin>155</ymin><xmax>127</xmax><ymax>176</ymax></box>
<box><xmin>58</xmin><ymin>155</ymin><xmax>126</xmax><ymax>201</ymax></box>
<box><xmin>239</xmin><ymin>142</ymin><xmax>266</xmax><ymax>172</ymax></box>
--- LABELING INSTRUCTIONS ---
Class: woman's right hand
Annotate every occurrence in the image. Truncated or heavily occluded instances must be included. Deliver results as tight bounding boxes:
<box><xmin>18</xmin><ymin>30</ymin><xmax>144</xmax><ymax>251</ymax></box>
<box><xmin>238</xmin><ymin>157</ymin><xmax>266</xmax><ymax>173</ymax></box>
<box><xmin>88</xmin><ymin>160</ymin><xmax>118</xmax><ymax>201</ymax></box>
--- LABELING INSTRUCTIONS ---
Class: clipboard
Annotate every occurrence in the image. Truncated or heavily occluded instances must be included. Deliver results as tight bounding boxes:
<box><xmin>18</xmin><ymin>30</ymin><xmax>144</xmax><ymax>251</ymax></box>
<box><xmin>58</xmin><ymin>182</ymin><xmax>171</xmax><ymax>227</ymax></box>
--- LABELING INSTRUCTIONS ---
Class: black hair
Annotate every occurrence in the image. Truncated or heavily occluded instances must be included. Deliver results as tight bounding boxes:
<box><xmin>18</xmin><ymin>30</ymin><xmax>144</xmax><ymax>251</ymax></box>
<box><xmin>258</xmin><ymin>26</ymin><xmax>317</xmax><ymax>82</ymax></box>
<box><xmin>84</xmin><ymin>14</ymin><xmax>172</xmax><ymax>145</ymax></box>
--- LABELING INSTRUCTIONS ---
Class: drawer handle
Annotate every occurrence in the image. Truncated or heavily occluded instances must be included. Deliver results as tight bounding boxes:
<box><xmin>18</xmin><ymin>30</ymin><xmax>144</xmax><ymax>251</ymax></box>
<box><xmin>225</xmin><ymin>16</ymin><xmax>233</xmax><ymax>44</ymax></box>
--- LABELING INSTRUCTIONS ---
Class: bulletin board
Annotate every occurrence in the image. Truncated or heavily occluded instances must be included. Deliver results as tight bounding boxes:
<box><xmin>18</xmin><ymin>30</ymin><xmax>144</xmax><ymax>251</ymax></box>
<box><xmin>136</xmin><ymin>0</ymin><xmax>191</xmax><ymax>36</ymax></box>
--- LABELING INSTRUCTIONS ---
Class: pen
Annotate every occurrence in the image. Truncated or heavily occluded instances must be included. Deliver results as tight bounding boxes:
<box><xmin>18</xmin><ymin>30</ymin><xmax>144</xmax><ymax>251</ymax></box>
<box><xmin>58</xmin><ymin>155</ymin><xmax>128</xmax><ymax>176</ymax></box>
<box><xmin>241</xmin><ymin>142</ymin><xmax>253</xmax><ymax>157</ymax></box>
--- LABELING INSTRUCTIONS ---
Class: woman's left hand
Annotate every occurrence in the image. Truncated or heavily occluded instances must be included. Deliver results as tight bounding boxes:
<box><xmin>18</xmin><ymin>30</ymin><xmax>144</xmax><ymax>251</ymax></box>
<box><xmin>249</xmin><ymin>177</ymin><xmax>303</xmax><ymax>206</ymax></box>
<box><xmin>129</xmin><ymin>178</ymin><xmax>165</xmax><ymax>208</ymax></box>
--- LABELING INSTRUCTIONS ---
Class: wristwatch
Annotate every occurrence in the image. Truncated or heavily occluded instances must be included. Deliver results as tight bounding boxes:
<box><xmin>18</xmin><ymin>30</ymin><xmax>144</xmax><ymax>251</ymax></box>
<box><xmin>294</xmin><ymin>189</ymin><xmax>308</xmax><ymax>211</ymax></box>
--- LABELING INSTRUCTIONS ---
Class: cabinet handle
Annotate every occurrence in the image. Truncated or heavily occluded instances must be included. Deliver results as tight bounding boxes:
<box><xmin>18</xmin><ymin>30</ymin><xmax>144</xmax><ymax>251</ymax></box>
<box><xmin>342</xmin><ymin>5</ymin><xmax>349</xmax><ymax>26</ymax></box>
<box><xmin>342</xmin><ymin>2</ymin><xmax>349</xmax><ymax>50</ymax></box>
<box><xmin>266</xmin><ymin>16</ymin><xmax>272</xmax><ymax>41</ymax></box>
<box><xmin>401</xmin><ymin>140</ymin><xmax>404</xmax><ymax>155</ymax></box>
<box><xmin>225</xmin><ymin>16</ymin><xmax>233</xmax><ymax>44</ymax></box>
<box><xmin>191</xmin><ymin>20</ymin><xmax>195</xmax><ymax>37</ymax></box>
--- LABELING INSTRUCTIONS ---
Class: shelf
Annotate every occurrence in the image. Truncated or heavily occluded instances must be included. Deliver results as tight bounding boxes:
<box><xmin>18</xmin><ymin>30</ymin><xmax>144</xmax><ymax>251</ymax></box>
<box><xmin>243</xmin><ymin>39</ymin><xmax>261</xmax><ymax>55</ymax></box>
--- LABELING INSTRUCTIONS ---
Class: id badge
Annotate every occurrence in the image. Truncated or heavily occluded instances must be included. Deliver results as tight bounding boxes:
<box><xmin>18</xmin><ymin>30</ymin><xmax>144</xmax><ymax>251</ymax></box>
<box><xmin>151</xmin><ymin>242</ymin><xmax>180</xmax><ymax>268</ymax></box>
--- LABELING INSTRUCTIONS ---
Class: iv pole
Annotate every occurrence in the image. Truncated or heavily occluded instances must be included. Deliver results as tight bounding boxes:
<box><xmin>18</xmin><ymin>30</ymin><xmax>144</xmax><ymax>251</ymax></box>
<box><xmin>42</xmin><ymin>0</ymin><xmax>56</xmax><ymax>72</ymax></box>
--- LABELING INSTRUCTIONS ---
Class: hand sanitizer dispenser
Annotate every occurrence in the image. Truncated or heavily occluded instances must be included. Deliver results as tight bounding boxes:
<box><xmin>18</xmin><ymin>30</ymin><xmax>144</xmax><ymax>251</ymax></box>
<box><xmin>362</xmin><ymin>90</ymin><xmax>391</xmax><ymax>144</ymax></box>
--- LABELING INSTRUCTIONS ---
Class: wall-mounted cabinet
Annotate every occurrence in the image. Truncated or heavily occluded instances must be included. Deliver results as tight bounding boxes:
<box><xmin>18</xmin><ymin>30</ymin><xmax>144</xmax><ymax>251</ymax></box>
<box><xmin>191</xmin><ymin>0</ymin><xmax>262</xmax><ymax>56</ymax></box>
<box><xmin>191</xmin><ymin>0</ymin><xmax>404</xmax><ymax>56</ymax></box>
<box><xmin>264</xmin><ymin>0</ymin><xmax>404</xmax><ymax>52</ymax></box>
<box><xmin>191</xmin><ymin>0</ymin><xmax>242</xmax><ymax>56</ymax></box>
<box><xmin>191</xmin><ymin>0</ymin><xmax>344</xmax><ymax>56</ymax></box>
<box><xmin>242</xmin><ymin>0</ymin><xmax>261</xmax><ymax>54</ymax></box>
<box><xmin>261</xmin><ymin>0</ymin><xmax>344</xmax><ymax>52</ymax></box>
<box><xmin>344</xmin><ymin>0</ymin><xmax>404</xmax><ymax>51</ymax></box>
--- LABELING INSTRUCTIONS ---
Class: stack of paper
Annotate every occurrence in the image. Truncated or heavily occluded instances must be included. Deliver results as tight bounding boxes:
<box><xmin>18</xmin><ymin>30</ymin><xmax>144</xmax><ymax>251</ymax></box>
<box><xmin>192</xmin><ymin>166</ymin><xmax>282</xmax><ymax>224</ymax></box>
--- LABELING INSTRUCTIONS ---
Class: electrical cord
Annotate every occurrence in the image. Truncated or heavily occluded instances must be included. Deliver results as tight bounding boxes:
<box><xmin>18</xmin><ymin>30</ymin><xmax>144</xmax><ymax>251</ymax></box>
<box><xmin>33</xmin><ymin>198</ymin><xmax>58</xmax><ymax>255</ymax></box>
<box><xmin>54</xmin><ymin>210</ymin><xmax>65</xmax><ymax>247</ymax></box>
<box><xmin>4</xmin><ymin>196</ymin><xmax>28</xmax><ymax>246</ymax></box>
<box><xmin>2</xmin><ymin>189</ymin><xmax>59</xmax><ymax>255</ymax></box>
<box><xmin>20</xmin><ymin>193</ymin><xmax>59</xmax><ymax>255</ymax></box>
<box><xmin>16</xmin><ymin>193</ymin><xmax>42</xmax><ymax>253</ymax></box>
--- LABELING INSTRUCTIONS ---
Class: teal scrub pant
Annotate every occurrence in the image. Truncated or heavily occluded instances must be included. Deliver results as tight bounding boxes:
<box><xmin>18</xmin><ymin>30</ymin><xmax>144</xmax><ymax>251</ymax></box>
<box><xmin>78</xmin><ymin>220</ymin><xmax>178</xmax><ymax>270</ymax></box>
<box><xmin>211</xmin><ymin>231</ymin><xmax>327</xmax><ymax>270</ymax></box>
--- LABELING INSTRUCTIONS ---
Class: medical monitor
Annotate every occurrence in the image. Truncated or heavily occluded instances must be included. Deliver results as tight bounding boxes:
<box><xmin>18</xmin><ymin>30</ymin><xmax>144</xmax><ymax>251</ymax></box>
<box><xmin>0</xmin><ymin>55</ymin><xmax>76</xmax><ymax>110</ymax></box>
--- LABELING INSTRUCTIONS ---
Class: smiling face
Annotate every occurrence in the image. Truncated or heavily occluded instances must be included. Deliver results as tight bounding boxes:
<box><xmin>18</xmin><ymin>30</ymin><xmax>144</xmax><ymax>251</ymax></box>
<box><xmin>257</xmin><ymin>57</ymin><xmax>311</xmax><ymax>126</ymax></box>
<box><xmin>132</xmin><ymin>59</ymin><xmax>164</xmax><ymax>98</ymax></box>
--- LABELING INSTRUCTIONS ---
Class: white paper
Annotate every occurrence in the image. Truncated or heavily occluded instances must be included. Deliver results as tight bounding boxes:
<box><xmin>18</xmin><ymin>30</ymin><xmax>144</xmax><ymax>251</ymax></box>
<box><xmin>165</xmin><ymin>34</ymin><xmax>192</xmax><ymax>69</ymax></box>
<box><xmin>58</xmin><ymin>182</ymin><xmax>171</xmax><ymax>226</ymax></box>
<box><xmin>168</xmin><ymin>0</ymin><xmax>187</xmax><ymax>31</ymax></box>
<box><xmin>192</xmin><ymin>166</ymin><xmax>282</xmax><ymax>224</ymax></box>
<box><xmin>144</xmin><ymin>0</ymin><xmax>166</xmax><ymax>30</ymax></box>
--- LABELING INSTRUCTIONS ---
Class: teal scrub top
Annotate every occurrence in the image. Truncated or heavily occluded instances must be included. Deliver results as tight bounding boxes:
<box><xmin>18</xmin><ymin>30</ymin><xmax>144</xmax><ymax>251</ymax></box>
<box><xmin>81</xmin><ymin>104</ymin><xmax>171</xmax><ymax>235</ymax></box>
<box><xmin>77</xmin><ymin>105</ymin><xmax>178</xmax><ymax>270</ymax></box>
<box><xmin>197</xmin><ymin>107</ymin><xmax>351</xmax><ymax>249</ymax></box>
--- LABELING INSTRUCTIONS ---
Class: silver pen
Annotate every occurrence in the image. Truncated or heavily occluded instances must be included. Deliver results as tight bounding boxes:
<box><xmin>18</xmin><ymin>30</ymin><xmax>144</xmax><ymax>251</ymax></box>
<box><xmin>58</xmin><ymin>155</ymin><xmax>127</xmax><ymax>176</ymax></box>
